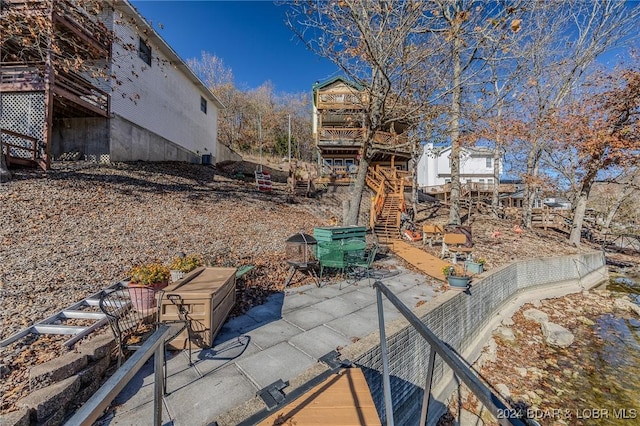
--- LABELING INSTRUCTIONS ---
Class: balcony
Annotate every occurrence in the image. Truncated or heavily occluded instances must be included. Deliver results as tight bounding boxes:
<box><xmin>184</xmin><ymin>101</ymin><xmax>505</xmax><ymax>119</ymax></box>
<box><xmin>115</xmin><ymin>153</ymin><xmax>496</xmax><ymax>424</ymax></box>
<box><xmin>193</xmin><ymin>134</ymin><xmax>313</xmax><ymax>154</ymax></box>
<box><xmin>53</xmin><ymin>70</ymin><xmax>109</xmax><ymax>117</ymax></box>
<box><xmin>0</xmin><ymin>63</ymin><xmax>45</xmax><ymax>91</ymax></box>
<box><xmin>316</xmin><ymin>91</ymin><xmax>367</xmax><ymax>110</ymax></box>
<box><xmin>318</xmin><ymin>128</ymin><xmax>407</xmax><ymax>144</ymax></box>
<box><xmin>317</xmin><ymin>128</ymin><xmax>364</xmax><ymax>147</ymax></box>
<box><xmin>52</xmin><ymin>0</ymin><xmax>111</xmax><ymax>55</ymax></box>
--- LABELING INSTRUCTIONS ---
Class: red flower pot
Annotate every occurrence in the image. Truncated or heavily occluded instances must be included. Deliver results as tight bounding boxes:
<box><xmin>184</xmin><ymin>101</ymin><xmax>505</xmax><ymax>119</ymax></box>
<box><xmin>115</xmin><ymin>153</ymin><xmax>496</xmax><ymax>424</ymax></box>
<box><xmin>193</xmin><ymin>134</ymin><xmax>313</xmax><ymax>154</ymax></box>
<box><xmin>127</xmin><ymin>280</ymin><xmax>168</xmax><ymax>313</ymax></box>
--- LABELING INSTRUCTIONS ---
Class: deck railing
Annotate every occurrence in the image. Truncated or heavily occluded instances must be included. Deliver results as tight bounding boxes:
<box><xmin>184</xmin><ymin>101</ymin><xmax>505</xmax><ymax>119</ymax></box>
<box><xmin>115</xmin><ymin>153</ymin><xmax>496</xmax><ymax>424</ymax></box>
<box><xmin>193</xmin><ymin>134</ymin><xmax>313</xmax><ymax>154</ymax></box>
<box><xmin>318</xmin><ymin>127</ymin><xmax>408</xmax><ymax>148</ymax></box>
<box><xmin>1</xmin><ymin>62</ymin><xmax>109</xmax><ymax>114</ymax></box>
<box><xmin>373</xmin><ymin>281</ymin><xmax>527</xmax><ymax>426</ymax></box>
<box><xmin>53</xmin><ymin>0</ymin><xmax>112</xmax><ymax>51</ymax></box>
<box><xmin>54</xmin><ymin>70</ymin><xmax>109</xmax><ymax>113</ymax></box>
<box><xmin>1</xmin><ymin>128</ymin><xmax>42</xmax><ymax>166</ymax></box>
<box><xmin>66</xmin><ymin>325</ymin><xmax>172</xmax><ymax>426</ymax></box>
<box><xmin>317</xmin><ymin>90</ymin><xmax>367</xmax><ymax>109</ymax></box>
<box><xmin>0</xmin><ymin>63</ymin><xmax>45</xmax><ymax>89</ymax></box>
<box><xmin>319</xmin><ymin>127</ymin><xmax>365</xmax><ymax>142</ymax></box>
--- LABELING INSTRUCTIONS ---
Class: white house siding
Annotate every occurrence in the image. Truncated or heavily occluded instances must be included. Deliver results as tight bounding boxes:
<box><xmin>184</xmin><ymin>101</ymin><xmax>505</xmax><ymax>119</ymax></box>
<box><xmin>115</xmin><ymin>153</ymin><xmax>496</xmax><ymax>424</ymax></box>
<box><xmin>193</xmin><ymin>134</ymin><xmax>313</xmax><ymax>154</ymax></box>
<box><xmin>108</xmin><ymin>9</ymin><xmax>218</xmax><ymax>161</ymax></box>
<box><xmin>418</xmin><ymin>143</ymin><xmax>501</xmax><ymax>188</ymax></box>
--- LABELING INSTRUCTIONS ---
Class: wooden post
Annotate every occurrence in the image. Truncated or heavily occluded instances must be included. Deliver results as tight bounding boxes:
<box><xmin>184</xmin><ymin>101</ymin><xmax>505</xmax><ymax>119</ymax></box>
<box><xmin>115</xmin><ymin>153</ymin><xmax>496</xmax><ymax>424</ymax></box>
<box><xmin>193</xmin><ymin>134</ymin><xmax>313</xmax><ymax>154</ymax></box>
<box><xmin>42</xmin><ymin>3</ymin><xmax>55</xmax><ymax>170</ymax></box>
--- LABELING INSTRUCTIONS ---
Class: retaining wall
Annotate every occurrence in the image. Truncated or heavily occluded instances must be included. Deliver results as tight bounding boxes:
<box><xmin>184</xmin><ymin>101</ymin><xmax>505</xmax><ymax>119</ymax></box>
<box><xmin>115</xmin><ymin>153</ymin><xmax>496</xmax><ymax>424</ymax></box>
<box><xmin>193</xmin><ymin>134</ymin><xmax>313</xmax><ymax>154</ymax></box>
<box><xmin>351</xmin><ymin>251</ymin><xmax>608</xmax><ymax>425</ymax></box>
<box><xmin>109</xmin><ymin>114</ymin><xmax>200</xmax><ymax>163</ymax></box>
<box><xmin>0</xmin><ymin>333</ymin><xmax>116</xmax><ymax>426</ymax></box>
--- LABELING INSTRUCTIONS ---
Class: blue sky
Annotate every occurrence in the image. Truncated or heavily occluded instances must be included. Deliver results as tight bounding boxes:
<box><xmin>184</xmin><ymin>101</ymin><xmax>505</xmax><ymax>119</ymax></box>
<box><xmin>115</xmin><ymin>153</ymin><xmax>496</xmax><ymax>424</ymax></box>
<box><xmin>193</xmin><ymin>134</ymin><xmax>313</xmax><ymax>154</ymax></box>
<box><xmin>130</xmin><ymin>1</ymin><xmax>340</xmax><ymax>94</ymax></box>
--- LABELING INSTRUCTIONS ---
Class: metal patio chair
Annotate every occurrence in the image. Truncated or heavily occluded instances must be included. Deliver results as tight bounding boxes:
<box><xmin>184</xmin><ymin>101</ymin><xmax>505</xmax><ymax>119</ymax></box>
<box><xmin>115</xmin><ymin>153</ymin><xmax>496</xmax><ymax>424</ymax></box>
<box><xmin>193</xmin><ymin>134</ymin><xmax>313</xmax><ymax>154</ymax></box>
<box><xmin>99</xmin><ymin>284</ymin><xmax>193</xmax><ymax>395</ymax></box>
<box><xmin>317</xmin><ymin>240</ymin><xmax>347</xmax><ymax>279</ymax></box>
<box><xmin>344</xmin><ymin>243</ymin><xmax>379</xmax><ymax>288</ymax></box>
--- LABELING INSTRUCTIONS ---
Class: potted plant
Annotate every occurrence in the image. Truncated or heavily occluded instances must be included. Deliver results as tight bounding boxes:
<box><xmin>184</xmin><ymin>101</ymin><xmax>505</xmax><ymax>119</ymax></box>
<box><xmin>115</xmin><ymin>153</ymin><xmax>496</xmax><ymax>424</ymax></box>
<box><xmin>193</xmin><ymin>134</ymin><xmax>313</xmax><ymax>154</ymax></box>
<box><xmin>169</xmin><ymin>254</ymin><xmax>202</xmax><ymax>282</ymax></box>
<box><xmin>442</xmin><ymin>265</ymin><xmax>471</xmax><ymax>290</ymax></box>
<box><xmin>465</xmin><ymin>257</ymin><xmax>486</xmax><ymax>275</ymax></box>
<box><xmin>127</xmin><ymin>262</ymin><xmax>170</xmax><ymax>312</ymax></box>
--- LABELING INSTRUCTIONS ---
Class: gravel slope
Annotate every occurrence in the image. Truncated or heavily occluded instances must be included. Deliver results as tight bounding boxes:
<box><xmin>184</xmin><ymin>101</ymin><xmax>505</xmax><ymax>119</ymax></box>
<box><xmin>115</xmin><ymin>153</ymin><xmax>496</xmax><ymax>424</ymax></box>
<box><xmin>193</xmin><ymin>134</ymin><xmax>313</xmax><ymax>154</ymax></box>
<box><xmin>0</xmin><ymin>162</ymin><xmax>324</xmax><ymax>341</ymax></box>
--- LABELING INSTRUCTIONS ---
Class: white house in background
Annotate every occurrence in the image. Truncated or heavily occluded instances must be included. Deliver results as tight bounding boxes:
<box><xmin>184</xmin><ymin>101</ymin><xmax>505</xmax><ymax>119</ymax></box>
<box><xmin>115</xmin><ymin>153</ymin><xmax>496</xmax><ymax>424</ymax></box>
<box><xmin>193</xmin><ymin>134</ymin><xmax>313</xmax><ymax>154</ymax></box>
<box><xmin>417</xmin><ymin>142</ymin><xmax>502</xmax><ymax>188</ymax></box>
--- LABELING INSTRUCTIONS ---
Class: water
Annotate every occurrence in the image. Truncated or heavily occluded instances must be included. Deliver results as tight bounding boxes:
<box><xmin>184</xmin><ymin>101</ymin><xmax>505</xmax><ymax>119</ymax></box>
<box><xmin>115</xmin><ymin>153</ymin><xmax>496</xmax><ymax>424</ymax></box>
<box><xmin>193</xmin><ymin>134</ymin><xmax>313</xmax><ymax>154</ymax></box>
<box><xmin>559</xmin><ymin>272</ymin><xmax>640</xmax><ymax>425</ymax></box>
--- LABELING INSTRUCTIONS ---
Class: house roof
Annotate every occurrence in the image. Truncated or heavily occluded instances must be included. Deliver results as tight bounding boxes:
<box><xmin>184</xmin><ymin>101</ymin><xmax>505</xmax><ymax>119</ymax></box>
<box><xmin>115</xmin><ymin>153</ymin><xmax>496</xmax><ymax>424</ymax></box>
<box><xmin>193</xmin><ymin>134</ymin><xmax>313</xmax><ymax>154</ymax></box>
<box><xmin>116</xmin><ymin>0</ymin><xmax>225</xmax><ymax>109</ymax></box>
<box><xmin>312</xmin><ymin>76</ymin><xmax>364</xmax><ymax>92</ymax></box>
<box><xmin>466</xmin><ymin>146</ymin><xmax>494</xmax><ymax>156</ymax></box>
<box><xmin>426</xmin><ymin>145</ymin><xmax>493</xmax><ymax>157</ymax></box>
<box><xmin>312</xmin><ymin>77</ymin><xmax>364</xmax><ymax>106</ymax></box>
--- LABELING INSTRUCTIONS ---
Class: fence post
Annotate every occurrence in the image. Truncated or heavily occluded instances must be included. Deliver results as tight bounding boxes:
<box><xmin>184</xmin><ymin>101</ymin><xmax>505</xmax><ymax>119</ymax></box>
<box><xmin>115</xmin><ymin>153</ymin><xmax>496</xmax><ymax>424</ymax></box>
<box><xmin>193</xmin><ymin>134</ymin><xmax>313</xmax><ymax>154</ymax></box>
<box><xmin>154</xmin><ymin>343</ymin><xmax>165</xmax><ymax>426</ymax></box>
<box><xmin>376</xmin><ymin>284</ymin><xmax>394</xmax><ymax>426</ymax></box>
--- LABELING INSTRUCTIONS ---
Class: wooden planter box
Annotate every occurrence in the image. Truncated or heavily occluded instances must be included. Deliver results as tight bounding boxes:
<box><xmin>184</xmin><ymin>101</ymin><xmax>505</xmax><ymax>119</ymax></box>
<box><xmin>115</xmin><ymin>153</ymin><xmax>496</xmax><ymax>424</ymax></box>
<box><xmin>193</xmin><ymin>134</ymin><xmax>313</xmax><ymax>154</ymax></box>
<box><xmin>160</xmin><ymin>267</ymin><xmax>236</xmax><ymax>349</ymax></box>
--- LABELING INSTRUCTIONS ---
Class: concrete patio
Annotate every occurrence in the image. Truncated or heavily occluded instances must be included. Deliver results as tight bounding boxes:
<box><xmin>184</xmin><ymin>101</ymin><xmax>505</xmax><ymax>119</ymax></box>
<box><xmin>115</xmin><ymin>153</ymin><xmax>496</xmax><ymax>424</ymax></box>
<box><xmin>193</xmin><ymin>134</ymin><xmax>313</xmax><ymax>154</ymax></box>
<box><xmin>101</xmin><ymin>264</ymin><xmax>442</xmax><ymax>425</ymax></box>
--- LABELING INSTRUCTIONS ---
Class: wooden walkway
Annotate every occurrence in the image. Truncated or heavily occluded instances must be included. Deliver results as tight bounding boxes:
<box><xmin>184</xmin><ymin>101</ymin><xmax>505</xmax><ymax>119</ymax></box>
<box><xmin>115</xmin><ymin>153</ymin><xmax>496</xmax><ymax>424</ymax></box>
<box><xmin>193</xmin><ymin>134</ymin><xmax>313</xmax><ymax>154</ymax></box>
<box><xmin>257</xmin><ymin>368</ymin><xmax>381</xmax><ymax>425</ymax></box>
<box><xmin>391</xmin><ymin>240</ymin><xmax>451</xmax><ymax>282</ymax></box>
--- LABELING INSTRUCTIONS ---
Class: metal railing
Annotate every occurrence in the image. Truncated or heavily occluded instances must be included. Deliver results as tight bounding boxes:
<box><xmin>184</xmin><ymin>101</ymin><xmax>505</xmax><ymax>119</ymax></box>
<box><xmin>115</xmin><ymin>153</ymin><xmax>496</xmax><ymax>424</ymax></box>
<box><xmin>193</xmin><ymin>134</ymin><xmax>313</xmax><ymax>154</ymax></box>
<box><xmin>65</xmin><ymin>325</ymin><xmax>172</xmax><ymax>426</ymax></box>
<box><xmin>373</xmin><ymin>281</ymin><xmax>527</xmax><ymax>426</ymax></box>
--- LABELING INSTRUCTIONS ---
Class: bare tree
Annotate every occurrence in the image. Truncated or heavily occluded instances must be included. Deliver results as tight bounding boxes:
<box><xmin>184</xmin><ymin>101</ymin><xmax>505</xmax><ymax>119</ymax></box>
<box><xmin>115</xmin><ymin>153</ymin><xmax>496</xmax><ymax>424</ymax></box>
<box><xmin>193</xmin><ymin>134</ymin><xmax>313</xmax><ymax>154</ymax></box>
<box><xmin>600</xmin><ymin>171</ymin><xmax>640</xmax><ymax>229</ymax></box>
<box><xmin>550</xmin><ymin>67</ymin><xmax>640</xmax><ymax>245</ymax></box>
<box><xmin>414</xmin><ymin>1</ymin><xmax>530</xmax><ymax>225</ymax></box>
<box><xmin>286</xmin><ymin>1</ymin><xmax>436</xmax><ymax>225</ymax></box>
<box><xmin>188</xmin><ymin>51</ymin><xmax>313</xmax><ymax>159</ymax></box>
<box><xmin>600</xmin><ymin>172</ymin><xmax>639</xmax><ymax>230</ymax></box>
<box><xmin>513</xmin><ymin>0</ymin><xmax>640</xmax><ymax>229</ymax></box>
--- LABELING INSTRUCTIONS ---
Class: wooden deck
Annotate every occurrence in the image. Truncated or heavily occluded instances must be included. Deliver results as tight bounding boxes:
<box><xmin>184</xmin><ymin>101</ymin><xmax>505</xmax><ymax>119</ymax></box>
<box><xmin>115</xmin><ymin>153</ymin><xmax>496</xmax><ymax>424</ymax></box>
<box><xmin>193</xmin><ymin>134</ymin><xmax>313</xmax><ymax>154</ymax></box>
<box><xmin>391</xmin><ymin>240</ymin><xmax>452</xmax><ymax>282</ymax></box>
<box><xmin>257</xmin><ymin>368</ymin><xmax>381</xmax><ymax>426</ymax></box>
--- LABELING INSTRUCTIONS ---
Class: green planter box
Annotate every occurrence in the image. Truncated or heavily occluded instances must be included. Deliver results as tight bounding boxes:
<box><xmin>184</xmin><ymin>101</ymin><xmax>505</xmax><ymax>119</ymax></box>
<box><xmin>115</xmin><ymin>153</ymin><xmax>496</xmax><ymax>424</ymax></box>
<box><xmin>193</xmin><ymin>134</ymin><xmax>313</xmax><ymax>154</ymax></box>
<box><xmin>465</xmin><ymin>261</ymin><xmax>484</xmax><ymax>275</ymax></box>
<box><xmin>313</xmin><ymin>226</ymin><xmax>366</xmax><ymax>242</ymax></box>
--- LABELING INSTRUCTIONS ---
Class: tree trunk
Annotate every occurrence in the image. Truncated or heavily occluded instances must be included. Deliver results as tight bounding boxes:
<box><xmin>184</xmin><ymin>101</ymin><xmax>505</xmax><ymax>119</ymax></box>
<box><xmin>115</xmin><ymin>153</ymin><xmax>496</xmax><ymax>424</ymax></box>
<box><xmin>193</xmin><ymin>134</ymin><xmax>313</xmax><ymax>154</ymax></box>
<box><xmin>448</xmin><ymin>20</ymin><xmax>463</xmax><ymax>226</ymax></box>
<box><xmin>569</xmin><ymin>168</ymin><xmax>598</xmax><ymax>246</ymax></box>
<box><xmin>492</xmin><ymin>146</ymin><xmax>500</xmax><ymax>218</ymax></box>
<box><xmin>492</xmin><ymin>100</ymin><xmax>503</xmax><ymax>218</ymax></box>
<box><xmin>569</xmin><ymin>189</ymin><xmax>589</xmax><ymax>246</ymax></box>
<box><xmin>345</xmin><ymin>154</ymin><xmax>370</xmax><ymax>226</ymax></box>
<box><xmin>522</xmin><ymin>146</ymin><xmax>541</xmax><ymax>228</ymax></box>
<box><xmin>0</xmin><ymin>151</ymin><xmax>10</xmax><ymax>183</ymax></box>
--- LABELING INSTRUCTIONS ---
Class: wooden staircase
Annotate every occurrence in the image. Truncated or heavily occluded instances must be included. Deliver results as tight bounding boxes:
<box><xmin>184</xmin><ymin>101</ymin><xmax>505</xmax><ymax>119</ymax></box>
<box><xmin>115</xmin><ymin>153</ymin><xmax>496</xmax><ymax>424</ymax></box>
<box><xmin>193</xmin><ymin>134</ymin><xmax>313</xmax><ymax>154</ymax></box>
<box><xmin>374</xmin><ymin>193</ymin><xmax>402</xmax><ymax>243</ymax></box>
<box><xmin>367</xmin><ymin>165</ymin><xmax>405</xmax><ymax>244</ymax></box>
<box><xmin>1</xmin><ymin>128</ymin><xmax>48</xmax><ymax>170</ymax></box>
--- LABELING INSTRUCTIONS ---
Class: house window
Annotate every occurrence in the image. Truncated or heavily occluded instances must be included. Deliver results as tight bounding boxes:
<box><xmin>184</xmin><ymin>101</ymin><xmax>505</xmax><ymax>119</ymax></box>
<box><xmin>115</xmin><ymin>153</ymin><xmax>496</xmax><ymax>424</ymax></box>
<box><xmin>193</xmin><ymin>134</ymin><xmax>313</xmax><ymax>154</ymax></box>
<box><xmin>345</xmin><ymin>159</ymin><xmax>356</xmax><ymax>173</ymax></box>
<box><xmin>486</xmin><ymin>157</ymin><xmax>492</xmax><ymax>168</ymax></box>
<box><xmin>200</xmin><ymin>96</ymin><xmax>207</xmax><ymax>114</ymax></box>
<box><xmin>138</xmin><ymin>38</ymin><xmax>152</xmax><ymax>66</ymax></box>
<box><xmin>488</xmin><ymin>179</ymin><xmax>494</xmax><ymax>184</ymax></box>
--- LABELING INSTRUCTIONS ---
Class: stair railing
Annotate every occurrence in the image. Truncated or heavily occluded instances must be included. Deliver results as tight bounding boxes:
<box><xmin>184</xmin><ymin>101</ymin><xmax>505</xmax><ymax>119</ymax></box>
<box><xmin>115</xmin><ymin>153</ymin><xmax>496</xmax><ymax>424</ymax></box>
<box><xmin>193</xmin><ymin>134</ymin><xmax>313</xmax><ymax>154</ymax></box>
<box><xmin>373</xmin><ymin>281</ymin><xmax>527</xmax><ymax>426</ymax></box>
<box><xmin>370</xmin><ymin>177</ymin><xmax>388</xmax><ymax>229</ymax></box>
<box><xmin>367</xmin><ymin>165</ymin><xmax>408</xmax><ymax>232</ymax></box>
<box><xmin>1</xmin><ymin>127</ymin><xmax>45</xmax><ymax>169</ymax></box>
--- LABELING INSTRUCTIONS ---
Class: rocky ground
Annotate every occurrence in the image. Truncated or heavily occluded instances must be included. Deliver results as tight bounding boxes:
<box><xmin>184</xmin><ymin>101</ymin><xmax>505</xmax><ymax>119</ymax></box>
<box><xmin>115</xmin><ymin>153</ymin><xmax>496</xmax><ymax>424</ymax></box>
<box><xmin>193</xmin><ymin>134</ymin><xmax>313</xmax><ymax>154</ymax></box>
<box><xmin>441</xmin><ymin>264</ymin><xmax>640</xmax><ymax>426</ymax></box>
<box><xmin>0</xmin><ymin>160</ymin><xmax>634</xmax><ymax>416</ymax></box>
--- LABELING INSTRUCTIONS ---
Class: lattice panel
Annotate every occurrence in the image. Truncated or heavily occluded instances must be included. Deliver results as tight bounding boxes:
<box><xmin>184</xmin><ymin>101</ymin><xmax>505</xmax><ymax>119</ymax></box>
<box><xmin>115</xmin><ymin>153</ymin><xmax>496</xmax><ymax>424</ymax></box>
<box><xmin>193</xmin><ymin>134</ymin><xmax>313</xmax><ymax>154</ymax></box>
<box><xmin>0</xmin><ymin>92</ymin><xmax>46</xmax><ymax>159</ymax></box>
